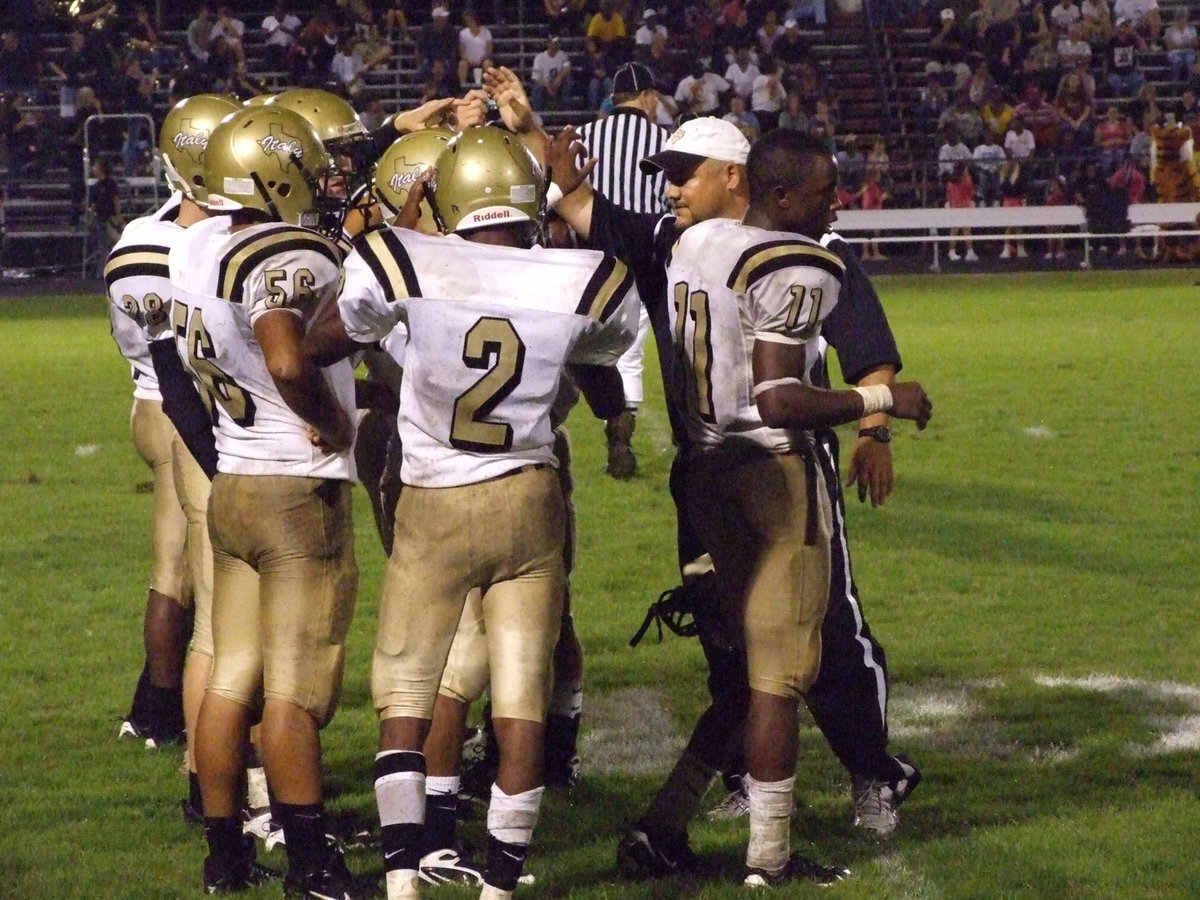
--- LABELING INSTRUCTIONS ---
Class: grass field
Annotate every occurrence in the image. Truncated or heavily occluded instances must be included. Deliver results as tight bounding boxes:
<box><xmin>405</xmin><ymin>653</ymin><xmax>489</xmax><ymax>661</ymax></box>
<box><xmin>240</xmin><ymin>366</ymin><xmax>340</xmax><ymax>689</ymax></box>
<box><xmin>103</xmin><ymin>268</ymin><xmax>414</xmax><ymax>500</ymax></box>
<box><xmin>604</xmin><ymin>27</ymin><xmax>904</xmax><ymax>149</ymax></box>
<box><xmin>2</xmin><ymin>268</ymin><xmax>1199</xmax><ymax>899</ymax></box>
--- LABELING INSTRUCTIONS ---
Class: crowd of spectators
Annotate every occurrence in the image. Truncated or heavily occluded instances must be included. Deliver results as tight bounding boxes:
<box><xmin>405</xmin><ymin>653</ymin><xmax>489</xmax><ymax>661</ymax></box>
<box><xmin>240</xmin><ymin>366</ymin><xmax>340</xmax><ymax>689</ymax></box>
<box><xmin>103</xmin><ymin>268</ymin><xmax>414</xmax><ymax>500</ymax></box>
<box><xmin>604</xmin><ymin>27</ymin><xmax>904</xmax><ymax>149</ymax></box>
<box><xmin>1</xmin><ymin>0</ymin><xmax>1196</xmax><ymax>263</ymax></box>
<box><xmin>901</xmin><ymin>0</ymin><xmax>1199</xmax><ymax>260</ymax></box>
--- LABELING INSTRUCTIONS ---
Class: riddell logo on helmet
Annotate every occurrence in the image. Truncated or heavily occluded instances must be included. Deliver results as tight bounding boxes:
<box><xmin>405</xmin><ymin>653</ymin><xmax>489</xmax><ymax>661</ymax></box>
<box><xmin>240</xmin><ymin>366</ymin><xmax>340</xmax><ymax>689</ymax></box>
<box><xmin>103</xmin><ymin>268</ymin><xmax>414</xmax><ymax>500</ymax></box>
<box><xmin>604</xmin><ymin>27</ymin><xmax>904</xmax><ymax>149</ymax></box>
<box><xmin>474</xmin><ymin>209</ymin><xmax>513</xmax><ymax>221</ymax></box>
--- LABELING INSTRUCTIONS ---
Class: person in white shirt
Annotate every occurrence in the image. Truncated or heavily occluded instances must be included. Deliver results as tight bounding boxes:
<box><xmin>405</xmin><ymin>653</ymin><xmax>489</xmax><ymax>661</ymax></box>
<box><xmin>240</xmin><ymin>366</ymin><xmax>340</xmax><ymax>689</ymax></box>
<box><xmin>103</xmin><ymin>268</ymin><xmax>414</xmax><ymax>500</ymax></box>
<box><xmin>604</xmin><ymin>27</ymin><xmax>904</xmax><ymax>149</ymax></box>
<box><xmin>937</xmin><ymin>126</ymin><xmax>973</xmax><ymax>176</ymax></box>
<box><xmin>1113</xmin><ymin>0</ymin><xmax>1160</xmax><ymax>42</ymax></box>
<box><xmin>1049</xmin><ymin>0</ymin><xmax>1081</xmax><ymax>33</ymax></box>
<box><xmin>674</xmin><ymin>61</ymin><xmax>730</xmax><ymax>115</ymax></box>
<box><xmin>635</xmin><ymin>8</ymin><xmax>668</xmax><ymax>46</ymax></box>
<box><xmin>751</xmin><ymin>57</ymin><xmax>785</xmax><ymax>132</ymax></box>
<box><xmin>1080</xmin><ymin>0</ymin><xmax>1112</xmax><ymax>43</ymax></box>
<box><xmin>1164</xmin><ymin>9</ymin><xmax>1197</xmax><ymax>82</ymax></box>
<box><xmin>1057</xmin><ymin>23</ymin><xmax>1092</xmax><ymax>67</ymax></box>
<box><xmin>531</xmin><ymin>34</ymin><xmax>574</xmax><ymax>110</ymax></box>
<box><xmin>209</xmin><ymin>4</ymin><xmax>246</xmax><ymax>75</ymax></box>
<box><xmin>458</xmin><ymin>8</ymin><xmax>494</xmax><ymax>84</ymax></box>
<box><xmin>972</xmin><ymin>137</ymin><xmax>1006</xmax><ymax>205</ymax></box>
<box><xmin>261</xmin><ymin>0</ymin><xmax>301</xmax><ymax>71</ymax></box>
<box><xmin>1004</xmin><ymin>116</ymin><xmax>1037</xmax><ymax>158</ymax></box>
<box><xmin>724</xmin><ymin>44</ymin><xmax>761</xmax><ymax>99</ymax></box>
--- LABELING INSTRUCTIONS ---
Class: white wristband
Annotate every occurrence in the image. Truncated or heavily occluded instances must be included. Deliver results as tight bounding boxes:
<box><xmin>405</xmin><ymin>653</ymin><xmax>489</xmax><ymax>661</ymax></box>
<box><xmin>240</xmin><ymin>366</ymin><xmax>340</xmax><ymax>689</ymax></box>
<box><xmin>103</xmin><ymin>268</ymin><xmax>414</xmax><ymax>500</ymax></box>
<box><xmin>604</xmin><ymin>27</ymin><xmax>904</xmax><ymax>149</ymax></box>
<box><xmin>853</xmin><ymin>384</ymin><xmax>893</xmax><ymax>416</ymax></box>
<box><xmin>545</xmin><ymin>182</ymin><xmax>564</xmax><ymax>210</ymax></box>
<box><xmin>752</xmin><ymin>377</ymin><xmax>803</xmax><ymax>398</ymax></box>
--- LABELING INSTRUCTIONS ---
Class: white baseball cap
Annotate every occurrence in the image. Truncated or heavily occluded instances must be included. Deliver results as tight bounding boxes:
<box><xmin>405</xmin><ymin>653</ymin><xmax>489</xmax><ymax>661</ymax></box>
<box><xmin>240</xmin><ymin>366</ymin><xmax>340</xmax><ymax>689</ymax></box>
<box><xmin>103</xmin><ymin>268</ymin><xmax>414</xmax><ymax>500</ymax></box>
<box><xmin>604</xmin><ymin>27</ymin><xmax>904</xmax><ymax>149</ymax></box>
<box><xmin>640</xmin><ymin>116</ymin><xmax>751</xmax><ymax>175</ymax></box>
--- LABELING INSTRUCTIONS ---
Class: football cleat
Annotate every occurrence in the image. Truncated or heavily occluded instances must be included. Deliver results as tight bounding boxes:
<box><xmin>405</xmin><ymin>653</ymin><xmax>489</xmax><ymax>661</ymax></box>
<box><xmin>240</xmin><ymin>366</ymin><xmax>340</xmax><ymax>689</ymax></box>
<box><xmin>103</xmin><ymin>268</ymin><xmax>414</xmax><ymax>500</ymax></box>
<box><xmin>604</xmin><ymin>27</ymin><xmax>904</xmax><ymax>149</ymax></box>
<box><xmin>851</xmin><ymin>754</ymin><xmax>921</xmax><ymax>838</ymax></box>
<box><xmin>117</xmin><ymin>717</ymin><xmax>182</xmax><ymax>749</ymax></box>
<box><xmin>616</xmin><ymin>827</ymin><xmax>699</xmax><ymax>878</ymax></box>
<box><xmin>243</xmin><ymin>808</ymin><xmax>285</xmax><ymax>848</ymax></box>
<box><xmin>181</xmin><ymin>797</ymin><xmax>204</xmax><ymax>826</ymax></box>
<box><xmin>743</xmin><ymin>852</ymin><xmax>849</xmax><ymax>888</ymax></box>
<box><xmin>283</xmin><ymin>843</ymin><xmax>371</xmax><ymax>899</ymax></box>
<box><xmin>418</xmin><ymin>847</ymin><xmax>484</xmax><ymax>886</ymax></box>
<box><xmin>203</xmin><ymin>836</ymin><xmax>279</xmax><ymax>894</ymax></box>
<box><xmin>707</xmin><ymin>778</ymin><xmax>750</xmax><ymax>820</ymax></box>
<box><xmin>545</xmin><ymin>751</ymin><xmax>581</xmax><ymax>791</ymax></box>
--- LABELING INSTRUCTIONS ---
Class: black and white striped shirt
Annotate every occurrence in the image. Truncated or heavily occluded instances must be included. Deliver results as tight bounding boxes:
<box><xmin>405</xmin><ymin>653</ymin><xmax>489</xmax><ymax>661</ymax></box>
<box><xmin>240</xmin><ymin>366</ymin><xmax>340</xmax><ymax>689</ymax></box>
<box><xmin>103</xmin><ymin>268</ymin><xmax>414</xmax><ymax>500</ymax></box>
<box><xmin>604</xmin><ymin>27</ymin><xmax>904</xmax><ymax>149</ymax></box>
<box><xmin>576</xmin><ymin>107</ymin><xmax>671</xmax><ymax>215</ymax></box>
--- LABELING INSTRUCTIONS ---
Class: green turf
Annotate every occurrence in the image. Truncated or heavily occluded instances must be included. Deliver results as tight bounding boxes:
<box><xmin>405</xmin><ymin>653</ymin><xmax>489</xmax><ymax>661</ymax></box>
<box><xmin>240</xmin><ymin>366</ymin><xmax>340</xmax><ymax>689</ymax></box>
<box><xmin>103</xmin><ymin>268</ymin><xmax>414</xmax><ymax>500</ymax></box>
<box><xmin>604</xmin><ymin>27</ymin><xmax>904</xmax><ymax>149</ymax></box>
<box><xmin>2</xmin><ymin>269</ymin><xmax>1199</xmax><ymax>898</ymax></box>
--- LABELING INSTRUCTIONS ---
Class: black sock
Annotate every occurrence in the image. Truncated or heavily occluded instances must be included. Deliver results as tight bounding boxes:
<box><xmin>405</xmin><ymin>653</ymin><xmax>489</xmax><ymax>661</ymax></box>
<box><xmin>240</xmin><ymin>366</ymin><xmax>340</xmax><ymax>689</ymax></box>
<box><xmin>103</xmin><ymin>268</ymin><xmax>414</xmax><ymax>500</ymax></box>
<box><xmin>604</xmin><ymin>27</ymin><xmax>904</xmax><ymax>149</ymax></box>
<box><xmin>422</xmin><ymin>790</ymin><xmax>459</xmax><ymax>853</ymax></box>
<box><xmin>484</xmin><ymin>835</ymin><xmax>528</xmax><ymax>891</ymax></box>
<box><xmin>188</xmin><ymin>771</ymin><xmax>204</xmax><ymax>816</ymax></box>
<box><xmin>145</xmin><ymin>683</ymin><xmax>184</xmax><ymax>738</ymax></box>
<box><xmin>203</xmin><ymin>816</ymin><xmax>245</xmax><ymax>862</ymax></box>
<box><xmin>127</xmin><ymin>664</ymin><xmax>153</xmax><ymax>724</ymax></box>
<box><xmin>274</xmin><ymin>801</ymin><xmax>328</xmax><ymax>875</ymax></box>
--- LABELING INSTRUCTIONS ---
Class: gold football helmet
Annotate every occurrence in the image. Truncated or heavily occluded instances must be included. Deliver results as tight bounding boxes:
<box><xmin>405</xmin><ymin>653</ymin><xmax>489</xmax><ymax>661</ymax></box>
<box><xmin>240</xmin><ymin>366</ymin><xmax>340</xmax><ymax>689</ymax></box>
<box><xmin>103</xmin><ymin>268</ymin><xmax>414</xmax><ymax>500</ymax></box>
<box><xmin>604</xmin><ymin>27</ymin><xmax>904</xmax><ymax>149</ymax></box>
<box><xmin>267</xmin><ymin>88</ymin><xmax>372</xmax><ymax>169</ymax></box>
<box><xmin>203</xmin><ymin>105</ymin><xmax>345</xmax><ymax>237</ymax></box>
<box><xmin>242</xmin><ymin>93</ymin><xmax>274</xmax><ymax>107</ymax></box>
<box><xmin>430</xmin><ymin>126</ymin><xmax>546</xmax><ymax>238</ymax></box>
<box><xmin>158</xmin><ymin>93</ymin><xmax>240</xmax><ymax>202</ymax></box>
<box><xmin>373</xmin><ymin>127</ymin><xmax>454</xmax><ymax>232</ymax></box>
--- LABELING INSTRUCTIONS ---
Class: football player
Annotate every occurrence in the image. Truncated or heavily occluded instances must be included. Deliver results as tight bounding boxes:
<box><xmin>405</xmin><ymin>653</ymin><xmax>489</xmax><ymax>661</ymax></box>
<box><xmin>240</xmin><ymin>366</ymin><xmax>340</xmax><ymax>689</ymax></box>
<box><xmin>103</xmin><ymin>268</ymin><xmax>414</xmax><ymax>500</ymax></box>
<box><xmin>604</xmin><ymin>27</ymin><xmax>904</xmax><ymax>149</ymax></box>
<box><xmin>174</xmin><ymin>104</ymin><xmax>361</xmax><ymax>898</ymax></box>
<box><xmin>665</xmin><ymin>128</ymin><xmax>931</xmax><ymax>886</ymax></box>
<box><xmin>303</xmin><ymin>125</ymin><xmax>637</xmax><ymax>900</ymax></box>
<box><xmin>106</xmin><ymin>93</ymin><xmax>240</xmax><ymax>752</ymax></box>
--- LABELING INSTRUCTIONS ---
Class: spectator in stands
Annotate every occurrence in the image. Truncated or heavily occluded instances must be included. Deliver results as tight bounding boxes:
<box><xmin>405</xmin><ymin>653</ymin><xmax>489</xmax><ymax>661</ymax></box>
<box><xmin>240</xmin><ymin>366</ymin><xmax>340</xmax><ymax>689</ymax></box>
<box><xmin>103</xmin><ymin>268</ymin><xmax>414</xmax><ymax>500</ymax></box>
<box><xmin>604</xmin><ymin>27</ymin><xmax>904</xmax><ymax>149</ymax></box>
<box><xmin>636</xmin><ymin>8</ymin><xmax>668</xmax><ymax>47</ymax></box>
<box><xmin>185</xmin><ymin>4</ymin><xmax>215</xmax><ymax>73</ymax></box>
<box><xmin>1103</xmin><ymin>16</ymin><xmax>1146</xmax><ymax>96</ymax></box>
<box><xmin>778</xmin><ymin>88</ymin><xmax>809</xmax><ymax>129</ymax></box>
<box><xmin>544</xmin><ymin>0</ymin><xmax>589</xmax><ymax>36</ymax></box>
<box><xmin>119</xmin><ymin>52</ymin><xmax>157</xmax><ymax>175</ymax></box>
<box><xmin>1054</xmin><ymin>67</ymin><xmax>1094</xmax><ymax>151</ymax></box>
<box><xmin>1127</xmin><ymin>108</ymin><xmax>1155</xmax><ymax>171</ymax></box>
<box><xmin>811</xmin><ymin>95</ymin><xmax>838</xmax><ymax>144</ymax></box>
<box><xmin>1058</xmin><ymin>56</ymin><xmax>1096</xmax><ymax>98</ymax></box>
<box><xmin>938</xmin><ymin>123</ymin><xmax>973</xmax><ymax>176</ymax></box>
<box><xmin>1111</xmin><ymin>0</ymin><xmax>1160</xmax><ymax>45</ymax></box>
<box><xmin>458</xmin><ymin>8</ymin><xmax>494</xmax><ymax>84</ymax></box>
<box><xmin>582</xmin><ymin>37</ymin><xmax>614</xmax><ymax>111</ymax></box>
<box><xmin>1014</xmin><ymin>82</ymin><xmax>1062</xmax><ymax>152</ymax></box>
<box><xmin>980</xmin><ymin>84</ymin><xmax>1015</xmax><ymax>140</ymax></box>
<box><xmin>1080</xmin><ymin>0</ymin><xmax>1113</xmax><ymax>45</ymax></box>
<box><xmin>837</xmin><ymin>133</ymin><xmax>866</xmax><ymax>192</ymax></box>
<box><xmin>1016</xmin><ymin>0</ymin><xmax>1052</xmax><ymax>45</ymax></box>
<box><xmin>917</xmin><ymin>68</ymin><xmax>950</xmax><ymax>133</ymax></box>
<box><xmin>209</xmin><ymin>6</ymin><xmax>247</xmax><ymax>79</ymax></box>
<box><xmin>1057</xmin><ymin>22</ymin><xmax>1092</xmax><ymax>67</ymax></box>
<box><xmin>718</xmin><ymin>4</ymin><xmax>755</xmax><ymax>55</ymax></box>
<box><xmin>1021</xmin><ymin>29</ymin><xmax>1062</xmax><ymax>96</ymax></box>
<box><xmin>530</xmin><ymin>34</ymin><xmax>574</xmax><ymax>111</ymax></box>
<box><xmin>966</xmin><ymin>60</ymin><xmax>997</xmax><ymax>105</ymax></box>
<box><xmin>383</xmin><ymin>0</ymin><xmax>411</xmax><ymax>44</ymax></box>
<box><xmin>786</xmin><ymin>0</ymin><xmax>828</xmax><ymax>28</ymax></box>
<box><xmin>774</xmin><ymin>18</ymin><xmax>811</xmax><ymax>76</ymax></box>
<box><xmin>1175</xmin><ymin>88</ymin><xmax>1200</xmax><ymax>132</ymax></box>
<box><xmin>123</xmin><ymin>4</ymin><xmax>173</xmax><ymax>76</ymax></box>
<box><xmin>929</xmin><ymin>7</ymin><xmax>973</xmax><ymax>89</ymax></box>
<box><xmin>46</xmin><ymin>30</ymin><xmax>99</xmax><ymax>120</ymax></box>
<box><xmin>722</xmin><ymin>92</ymin><xmax>760</xmax><ymax>139</ymax></box>
<box><xmin>423</xmin><ymin>55</ymin><xmax>460</xmax><ymax>100</ymax></box>
<box><xmin>997</xmin><ymin>150</ymin><xmax>1030</xmax><ymax>255</ymax></box>
<box><xmin>587</xmin><ymin>1</ymin><xmax>628</xmax><ymax>47</ymax></box>
<box><xmin>793</xmin><ymin>60</ymin><xmax>829</xmax><ymax>112</ymax></box>
<box><xmin>1042</xmin><ymin>173</ymin><xmax>1070</xmax><ymax>259</ymax></box>
<box><xmin>1094</xmin><ymin>103</ymin><xmax>1134</xmax><ymax>171</ymax></box>
<box><xmin>757</xmin><ymin>9</ymin><xmax>784</xmax><ymax>56</ymax></box>
<box><xmin>289</xmin><ymin>11</ymin><xmax>339</xmax><ymax>87</ymax></box>
<box><xmin>673</xmin><ymin>58</ymin><xmax>729</xmax><ymax>116</ymax></box>
<box><xmin>0</xmin><ymin>29</ymin><xmax>42</xmax><ymax>96</ymax></box>
<box><xmin>1164</xmin><ymin>9</ymin><xmax>1197</xmax><ymax>84</ymax></box>
<box><xmin>1126</xmin><ymin>81</ymin><xmax>1159</xmax><ymax>132</ymax></box>
<box><xmin>1048</xmin><ymin>0</ymin><xmax>1082</xmax><ymax>35</ymax></box>
<box><xmin>86</xmin><ymin>155</ymin><xmax>121</xmax><ymax>274</ymax></box>
<box><xmin>417</xmin><ymin>3</ymin><xmax>458</xmax><ymax>79</ymax></box>
<box><xmin>65</xmin><ymin>85</ymin><xmax>103</xmax><ymax>213</ymax></box>
<box><xmin>1</xmin><ymin>93</ymin><xmax>45</xmax><ymax>189</ymax></box>
<box><xmin>855</xmin><ymin>164</ymin><xmax>890</xmax><ymax>260</ymax></box>
<box><xmin>262</xmin><ymin>1</ymin><xmax>302</xmax><ymax>72</ymax></box>
<box><xmin>1004</xmin><ymin>114</ymin><xmax>1037</xmax><ymax>158</ymax></box>
<box><xmin>939</xmin><ymin>91</ymin><xmax>985</xmax><ymax>145</ymax></box>
<box><xmin>867</xmin><ymin>135</ymin><xmax>891</xmax><ymax>181</ymax></box>
<box><xmin>751</xmin><ymin>56</ymin><xmax>785</xmax><ymax>132</ymax></box>
<box><xmin>331</xmin><ymin>33</ymin><xmax>369</xmax><ymax>97</ymax></box>
<box><xmin>1107</xmin><ymin>152</ymin><xmax>1145</xmax><ymax>255</ymax></box>
<box><xmin>724</xmin><ymin>43</ymin><xmax>760</xmax><ymax>99</ymax></box>
<box><xmin>973</xmin><ymin>132</ymin><xmax>1006</xmax><ymax>204</ymax></box>
<box><xmin>945</xmin><ymin>158</ymin><xmax>978</xmax><ymax>260</ymax></box>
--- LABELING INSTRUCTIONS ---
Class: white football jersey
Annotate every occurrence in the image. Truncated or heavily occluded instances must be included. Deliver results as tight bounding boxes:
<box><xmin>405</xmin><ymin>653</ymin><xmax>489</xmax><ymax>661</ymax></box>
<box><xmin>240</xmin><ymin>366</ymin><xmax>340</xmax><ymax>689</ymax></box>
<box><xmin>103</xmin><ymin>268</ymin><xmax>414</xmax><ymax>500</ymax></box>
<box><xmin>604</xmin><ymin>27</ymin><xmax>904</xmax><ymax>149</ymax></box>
<box><xmin>104</xmin><ymin>197</ymin><xmax>185</xmax><ymax>400</ymax></box>
<box><xmin>168</xmin><ymin>216</ymin><xmax>356</xmax><ymax>480</ymax></box>
<box><xmin>666</xmin><ymin>218</ymin><xmax>844</xmax><ymax>453</ymax></box>
<box><xmin>339</xmin><ymin>228</ymin><xmax>639</xmax><ymax>487</ymax></box>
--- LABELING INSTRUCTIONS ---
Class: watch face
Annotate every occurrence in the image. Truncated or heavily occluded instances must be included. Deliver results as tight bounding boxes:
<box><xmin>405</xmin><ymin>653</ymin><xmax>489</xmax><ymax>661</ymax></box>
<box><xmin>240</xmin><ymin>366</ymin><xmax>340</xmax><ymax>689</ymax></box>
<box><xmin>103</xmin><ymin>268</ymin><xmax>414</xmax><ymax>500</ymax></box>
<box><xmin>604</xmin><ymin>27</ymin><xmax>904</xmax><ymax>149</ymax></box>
<box><xmin>861</xmin><ymin>426</ymin><xmax>892</xmax><ymax>443</ymax></box>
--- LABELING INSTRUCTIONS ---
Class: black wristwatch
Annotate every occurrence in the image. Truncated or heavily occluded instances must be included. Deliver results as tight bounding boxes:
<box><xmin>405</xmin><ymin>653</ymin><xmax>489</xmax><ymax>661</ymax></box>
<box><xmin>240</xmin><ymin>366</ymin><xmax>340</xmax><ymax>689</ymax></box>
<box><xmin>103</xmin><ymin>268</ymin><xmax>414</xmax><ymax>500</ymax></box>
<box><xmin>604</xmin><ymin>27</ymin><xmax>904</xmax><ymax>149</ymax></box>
<box><xmin>858</xmin><ymin>425</ymin><xmax>892</xmax><ymax>443</ymax></box>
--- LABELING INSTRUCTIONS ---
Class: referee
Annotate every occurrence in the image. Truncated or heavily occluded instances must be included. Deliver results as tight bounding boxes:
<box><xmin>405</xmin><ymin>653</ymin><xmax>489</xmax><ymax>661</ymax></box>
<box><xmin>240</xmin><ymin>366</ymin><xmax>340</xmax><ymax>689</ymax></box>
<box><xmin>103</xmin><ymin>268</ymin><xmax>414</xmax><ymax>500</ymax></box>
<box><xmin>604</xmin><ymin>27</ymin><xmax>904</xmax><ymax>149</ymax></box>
<box><xmin>575</xmin><ymin>61</ymin><xmax>670</xmax><ymax>479</ymax></box>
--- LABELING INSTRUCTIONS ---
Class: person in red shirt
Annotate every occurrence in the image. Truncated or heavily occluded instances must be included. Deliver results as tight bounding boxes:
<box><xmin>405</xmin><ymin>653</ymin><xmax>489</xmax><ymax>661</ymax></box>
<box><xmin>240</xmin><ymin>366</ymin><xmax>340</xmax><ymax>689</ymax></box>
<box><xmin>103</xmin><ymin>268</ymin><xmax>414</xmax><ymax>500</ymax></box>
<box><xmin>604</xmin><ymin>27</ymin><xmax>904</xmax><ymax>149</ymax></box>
<box><xmin>945</xmin><ymin>160</ymin><xmax>977</xmax><ymax>261</ymax></box>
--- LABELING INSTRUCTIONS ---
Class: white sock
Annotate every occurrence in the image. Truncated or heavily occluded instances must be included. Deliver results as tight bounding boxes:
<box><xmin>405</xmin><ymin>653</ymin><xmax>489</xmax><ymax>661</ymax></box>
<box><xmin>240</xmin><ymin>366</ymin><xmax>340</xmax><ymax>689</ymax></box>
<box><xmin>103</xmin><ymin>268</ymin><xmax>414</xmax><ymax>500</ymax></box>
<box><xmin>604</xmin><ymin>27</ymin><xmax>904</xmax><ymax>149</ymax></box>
<box><xmin>385</xmin><ymin>868</ymin><xmax>421</xmax><ymax>900</ymax></box>
<box><xmin>745</xmin><ymin>774</ymin><xmax>794</xmax><ymax>872</ymax></box>
<box><xmin>488</xmin><ymin>783</ymin><xmax>544</xmax><ymax>845</ymax></box>
<box><xmin>548</xmin><ymin>680</ymin><xmax>582</xmax><ymax>719</ymax></box>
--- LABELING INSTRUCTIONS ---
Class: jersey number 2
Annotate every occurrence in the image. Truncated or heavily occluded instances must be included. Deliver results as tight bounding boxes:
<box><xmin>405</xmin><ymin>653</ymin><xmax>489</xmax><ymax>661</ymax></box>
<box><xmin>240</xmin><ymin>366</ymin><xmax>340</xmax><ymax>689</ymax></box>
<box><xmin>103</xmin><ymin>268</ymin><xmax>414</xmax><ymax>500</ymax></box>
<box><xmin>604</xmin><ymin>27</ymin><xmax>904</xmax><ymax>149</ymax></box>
<box><xmin>450</xmin><ymin>317</ymin><xmax>526</xmax><ymax>453</ymax></box>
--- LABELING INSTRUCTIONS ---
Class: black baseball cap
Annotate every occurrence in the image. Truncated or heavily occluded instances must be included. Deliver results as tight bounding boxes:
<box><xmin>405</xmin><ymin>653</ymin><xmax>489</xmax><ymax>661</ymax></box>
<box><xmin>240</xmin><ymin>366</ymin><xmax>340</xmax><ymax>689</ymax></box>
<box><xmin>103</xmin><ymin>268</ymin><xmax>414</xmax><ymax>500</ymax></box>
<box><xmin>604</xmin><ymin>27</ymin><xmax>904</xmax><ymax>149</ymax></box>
<box><xmin>613</xmin><ymin>61</ymin><xmax>656</xmax><ymax>95</ymax></box>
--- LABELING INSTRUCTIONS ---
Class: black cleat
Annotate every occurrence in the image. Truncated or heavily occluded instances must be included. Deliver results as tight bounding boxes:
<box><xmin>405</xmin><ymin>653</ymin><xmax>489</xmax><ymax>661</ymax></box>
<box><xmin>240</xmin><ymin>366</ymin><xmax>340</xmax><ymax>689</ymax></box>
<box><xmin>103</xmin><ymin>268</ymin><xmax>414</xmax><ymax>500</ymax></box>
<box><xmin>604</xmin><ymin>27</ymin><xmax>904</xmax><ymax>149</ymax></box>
<box><xmin>743</xmin><ymin>852</ymin><xmax>849</xmax><ymax>888</ymax></box>
<box><xmin>283</xmin><ymin>844</ymin><xmax>372</xmax><ymax>899</ymax></box>
<box><xmin>616</xmin><ymin>827</ymin><xmax>699</xmax><ymax>878</ymax></box>
<box><xmin>203</xmin><ymin>839</ymin><xmax>278</xmax><ymax>894</ymax></box>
